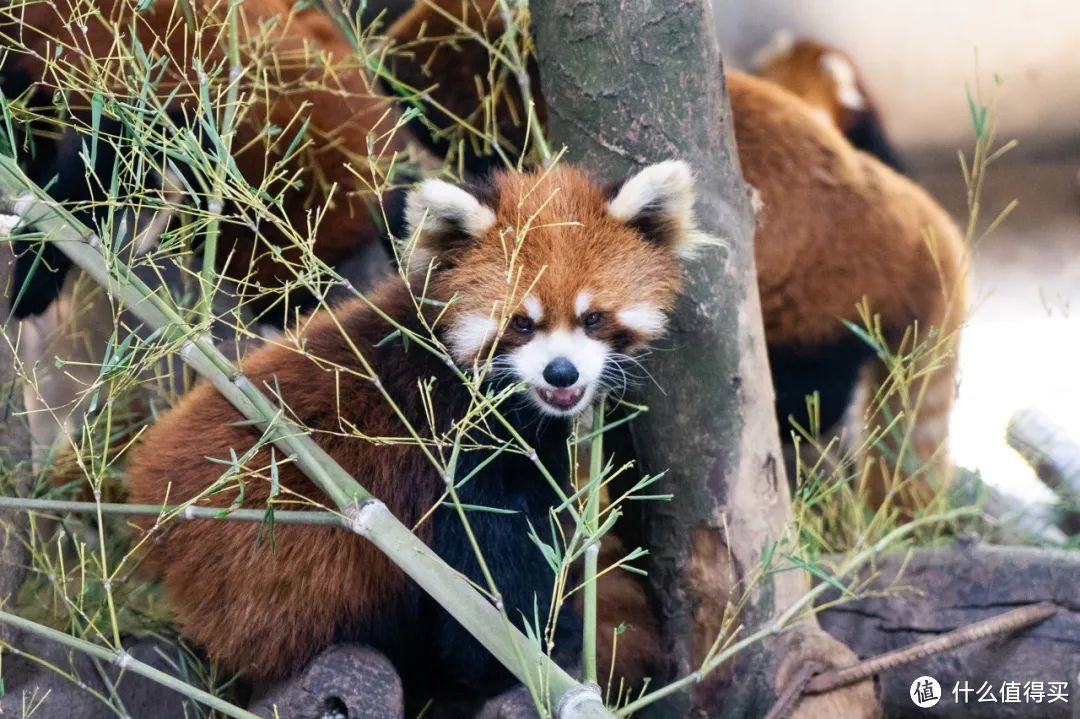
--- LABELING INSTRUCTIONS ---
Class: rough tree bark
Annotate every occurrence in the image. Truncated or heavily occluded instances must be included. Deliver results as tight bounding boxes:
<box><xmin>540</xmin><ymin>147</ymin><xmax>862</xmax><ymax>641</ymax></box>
<box><xmin>533</xmin><ymin>3</ymin><xmax>874</xmax><ymax>717</ymax></box>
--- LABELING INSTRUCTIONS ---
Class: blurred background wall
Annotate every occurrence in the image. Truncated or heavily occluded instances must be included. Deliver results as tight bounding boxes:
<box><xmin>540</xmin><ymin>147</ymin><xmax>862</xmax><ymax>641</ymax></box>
<box><xmin>713</xmin><ymin>0</ymin><xmax>1080</xmax><ymax>161</ymax></box>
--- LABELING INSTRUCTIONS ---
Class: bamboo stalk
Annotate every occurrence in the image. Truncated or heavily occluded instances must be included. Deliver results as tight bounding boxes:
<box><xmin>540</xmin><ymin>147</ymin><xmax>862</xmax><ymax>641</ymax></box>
<box><xmin>0</xmin><ymin>609</ymin><xmax>260</xmax><ymax>719</ymax></box>
<box><xmin>0</xmin><ymin>155</ymin><xmax>612</xmax><ymax>718</ymax></box>
<box><xmin>581</xmin><ymin>400</ymin><xmax>604</xmax><ymax>684</ymax></box>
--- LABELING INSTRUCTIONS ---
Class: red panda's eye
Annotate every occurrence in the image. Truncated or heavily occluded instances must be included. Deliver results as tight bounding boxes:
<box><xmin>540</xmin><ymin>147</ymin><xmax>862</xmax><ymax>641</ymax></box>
<box><xmin>511</xmin><ymin>315</ymin><xmax>534</xmax><ymax>334</ymax></box>
<box><xmin>583</xmin><ymin>311</ymin><xmax>603</xmax><ymax>328</ymax></box>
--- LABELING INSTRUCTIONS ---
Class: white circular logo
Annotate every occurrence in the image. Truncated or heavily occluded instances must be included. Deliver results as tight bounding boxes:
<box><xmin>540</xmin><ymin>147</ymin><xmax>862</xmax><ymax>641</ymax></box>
<box><xmin>910</xmin><ymin>675</ymin><xmax>942</xmax><ymax>708</ymax></box>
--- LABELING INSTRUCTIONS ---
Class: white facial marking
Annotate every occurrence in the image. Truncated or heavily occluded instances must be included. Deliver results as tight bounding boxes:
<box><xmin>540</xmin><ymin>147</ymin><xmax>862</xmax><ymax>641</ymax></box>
<box><xmin>617</xmin><ymin>304</ymin><xmax>667</xmax><ymax>339</ymax></box>
<box><xmin>819</xmin><ymin>52</ymin><xmax>866</xmax><ymax>111</ymax></box>
<box><xmin>522</xmin><ymin>294</ymin><xmax>544</xmax><ymax>322</ymax></box>
<box><xmin>509</xmin><ymin>328</ymin><xmax>610</xmax><ymax>417</ymax></box>
<box><xmin>574</xmin><ymin>290</ymin><xmax>594</xmax><ymax>317</ymax></box>
<box><xmin>447</xmin><ymin>312</ymin><xmax>498</xmax><ymax>363</ymax></box>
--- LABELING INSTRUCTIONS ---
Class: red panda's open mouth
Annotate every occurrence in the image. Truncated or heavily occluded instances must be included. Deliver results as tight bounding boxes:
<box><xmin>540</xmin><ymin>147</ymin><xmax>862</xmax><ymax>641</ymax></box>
<box><xmin>536</xmin><ymin>386</ymin><xmax>585</xmax><ymax>411</ymax></box>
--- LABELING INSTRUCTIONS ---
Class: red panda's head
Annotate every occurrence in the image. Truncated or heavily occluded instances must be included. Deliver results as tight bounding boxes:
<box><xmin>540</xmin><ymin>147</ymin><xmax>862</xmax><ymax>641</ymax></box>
<box><xmin>751</xmin><ymin>33</ymin><xmax>869</xmax><ymax>133</ymax></box>
<box><xmin>403</xmin><ymin>162</ymin><xmax>705</xmax><ymax>417</ymax></box>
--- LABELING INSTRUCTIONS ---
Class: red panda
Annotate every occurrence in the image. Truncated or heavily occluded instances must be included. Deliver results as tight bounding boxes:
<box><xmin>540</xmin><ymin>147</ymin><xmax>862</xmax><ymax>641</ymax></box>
<box><xmin>124</xmin><ymin>161</ymin><xmax>701</xmax><ymax>706</ymax></box>
<box><xmin>384</xmin><ymin>0</ymin><xmax>967</xmax><ymax>511</ymax></box>
<box><xmin>0</xmin><ymin>0</ymin><xmax>406</xmax><ymax>319</ymax></box>
<box><xmin>751</xmin><ymin>33</ymin><xmax>907</xmax><ymax>174</ymax></box>
<box><xmin>729</xmin><ymin>72</ymin><xmax>966</xmax><ymax>508</ymax></box>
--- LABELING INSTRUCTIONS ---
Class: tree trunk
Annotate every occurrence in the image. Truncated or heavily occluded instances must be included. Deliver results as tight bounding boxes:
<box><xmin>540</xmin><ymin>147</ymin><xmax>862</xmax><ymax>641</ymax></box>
<box><xmin>533</xmin><ymin>3</ymin><xmax>873</xmax><ymax>717</ymax></box>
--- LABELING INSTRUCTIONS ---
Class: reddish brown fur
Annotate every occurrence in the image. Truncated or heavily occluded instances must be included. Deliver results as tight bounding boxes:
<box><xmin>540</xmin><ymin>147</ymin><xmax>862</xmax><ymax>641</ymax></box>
<box><xmin>729</xmin><ymin>71</ymin><xmax>964</xmax><ymax>348</ymax></box>
<box><xmin>125</xmin><ymin>164</ymin><xmax>687</xmax><ymax>688</ymax></box>
<box><xmin>126</xmin><ymin>284</ymin><xmax>439</xmax><ymax>678</ymax></box>
<box><xmin>2</xmin><ymin>0</ymin><xmax>404</xmax><ymax>296</ymax></box>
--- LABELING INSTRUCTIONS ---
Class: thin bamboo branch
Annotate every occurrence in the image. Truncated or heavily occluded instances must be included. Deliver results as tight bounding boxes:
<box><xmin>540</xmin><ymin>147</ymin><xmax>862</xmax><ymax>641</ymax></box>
<box><xmin>0</xmin><ymin>496</ymin><xmax>342</xmax><ymax>525</ymax></box>
<box><xmin>0</xmin><ymin>155</ymin><xmax>612</xmax><ymax>719</ymax></box>
<box><xmin>0</xmin><ymin>609</ymin><xmax>260</xmax><ymax>719</ymax></box>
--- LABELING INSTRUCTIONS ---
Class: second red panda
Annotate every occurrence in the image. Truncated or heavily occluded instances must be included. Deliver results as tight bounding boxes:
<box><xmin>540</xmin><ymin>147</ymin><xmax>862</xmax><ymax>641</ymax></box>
<box><xmin>125</xmin><ymin>161</ymin><xmax>700</xmax><ymax>705</ymax></box>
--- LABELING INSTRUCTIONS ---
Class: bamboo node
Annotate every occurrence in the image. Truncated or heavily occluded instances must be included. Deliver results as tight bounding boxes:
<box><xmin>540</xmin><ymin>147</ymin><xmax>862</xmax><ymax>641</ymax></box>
<box><xmin>344</xmin><ymin>500</ymin><xmax>383</xmax><ymax>537</ymax></box>
<box><xmin>555</xmin><ymin>683</ymin><xmax>603</xmax><ymax>717</ymax></box>
<box><xmin>113</xmin><ymin>649</ymin><xmax>133</xmax><ymax>670</ymax></box>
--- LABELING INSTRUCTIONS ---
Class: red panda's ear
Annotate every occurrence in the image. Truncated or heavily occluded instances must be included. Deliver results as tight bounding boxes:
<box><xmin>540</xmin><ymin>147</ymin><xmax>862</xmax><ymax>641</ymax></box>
<box><xmin>403</xmin><ymin>179</ymin><xmax>496</xmax><ymax>271</ymax></box>
<box><xmin>606</xmin><ymin>160</ymin><xmax>699</xmax><ymax>257</ymax></box>
<box><xmin>818</xmin><ymin>51</ymin><xmax>867</xmax><ymax>111</ymax></box>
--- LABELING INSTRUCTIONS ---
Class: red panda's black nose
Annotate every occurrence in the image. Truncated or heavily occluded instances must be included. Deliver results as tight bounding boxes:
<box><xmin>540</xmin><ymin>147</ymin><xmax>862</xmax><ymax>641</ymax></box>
<box><xmin>543</xmin><ymin>358</ymin><xmax>579</xmax><ymax>387</ymax></box>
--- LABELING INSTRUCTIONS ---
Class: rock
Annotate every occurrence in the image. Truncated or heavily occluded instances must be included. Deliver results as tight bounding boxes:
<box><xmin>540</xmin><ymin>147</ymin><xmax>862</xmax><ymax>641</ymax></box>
<box><xmin>0</xmin><ymin>635</ymin><xmax>199</xmax><ymax>718</ymax></box>
<box><xmin>476</xmin><ymin>685</ymin><xmax>540</xmax><ymax>719</ymax></box>
<box><xmin>250</xmin><ymin>644</ymin><xmax>404</xmax><ymax>719</ymax></box>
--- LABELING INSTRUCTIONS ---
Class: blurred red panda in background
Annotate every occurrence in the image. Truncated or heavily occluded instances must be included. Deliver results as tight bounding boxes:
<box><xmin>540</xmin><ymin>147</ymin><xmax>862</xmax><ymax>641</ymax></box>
<box><xmin>751</xmin><ymin>31</ymin><xmax>908</xmax><ymax>174</ymax></box>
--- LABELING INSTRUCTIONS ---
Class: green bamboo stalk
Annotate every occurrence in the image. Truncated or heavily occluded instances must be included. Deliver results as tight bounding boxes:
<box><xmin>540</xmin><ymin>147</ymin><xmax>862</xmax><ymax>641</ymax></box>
<box><xmin>0</xmin><ymin>609</ymin><xmax>259</xmax><ymax>719</ymax></box>
<box><xmin>495</xmin><ymin>0</ymin><xmax>552</xmax><ymax>165</ymax></box>
<box><xmin>0</xmin><ymin>155</ymin><xmax>612</xmax><ymax>718</ymax></box>
<box><xmin>581</xmin><ymin>400</ymin><xmax>604</xmax><ymax>684</ymax></box>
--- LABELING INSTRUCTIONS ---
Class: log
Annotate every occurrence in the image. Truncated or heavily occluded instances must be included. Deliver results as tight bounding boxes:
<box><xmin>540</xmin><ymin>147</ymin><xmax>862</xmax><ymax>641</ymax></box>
<box><xmin>818</xmin><ymin>543</ymin><xmax>1080</xmax><ymax>718</ymax></box>
<box><xmin>533</xmin><ymin>4</ymin><xmax>873</xmax><ymax>718</ymax></box>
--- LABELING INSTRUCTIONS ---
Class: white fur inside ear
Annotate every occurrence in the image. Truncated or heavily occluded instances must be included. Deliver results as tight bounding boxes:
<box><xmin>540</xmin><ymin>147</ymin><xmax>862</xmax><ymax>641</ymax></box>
<box><xmin>607</xmin><ymin>160</ymin><xmax>698</xmax><ymax>256</ymax></box>
<box><xmin>820</xmin><ymin>52</ymin><xmax>866</xmax><ymax>111</ymax></box>
<box><xmin>404</xmin><ymin>179</ymin><xmax>495</xmax><ymax>268</ymax></box>
<box><xmin>751</xmin><ymin>29</ymin><xmax>796</xmax><ymax>69</ymax></box>
<box><xmin>405</xmin><ymin>179</ymin><xmax>496</xmax><ymax>237</ymax></box>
